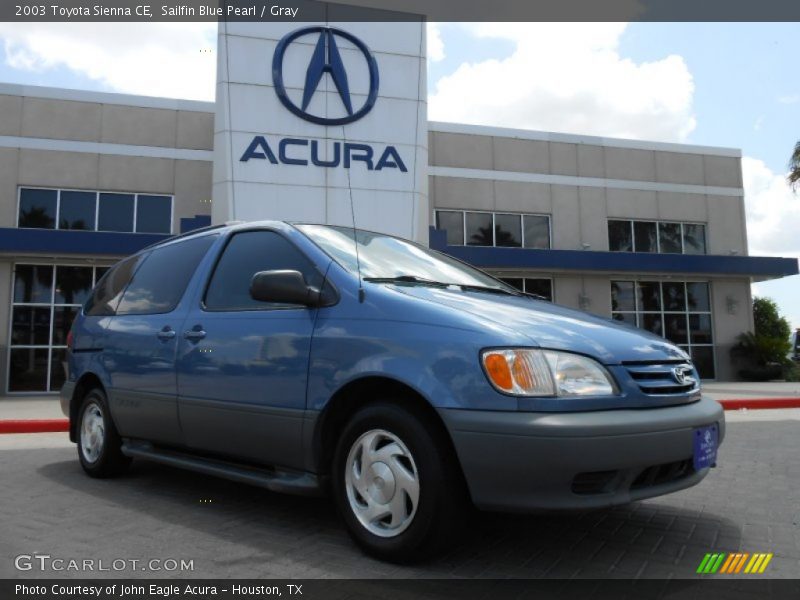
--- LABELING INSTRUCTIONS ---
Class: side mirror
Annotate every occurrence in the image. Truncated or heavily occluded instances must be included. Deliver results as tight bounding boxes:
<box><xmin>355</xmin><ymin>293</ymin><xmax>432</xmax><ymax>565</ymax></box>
<box><xmin>250</xmin><ymin>270</ymin><xmax>321</xmax><ymax>307</ymax></box>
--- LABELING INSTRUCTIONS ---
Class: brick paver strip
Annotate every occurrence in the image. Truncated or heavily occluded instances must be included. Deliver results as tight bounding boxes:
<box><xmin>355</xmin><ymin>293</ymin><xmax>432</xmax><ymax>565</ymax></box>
<box><xmin>0</xmin><ymin>421</ymin><xmax>798</xmax><ymax>579</ymax></box>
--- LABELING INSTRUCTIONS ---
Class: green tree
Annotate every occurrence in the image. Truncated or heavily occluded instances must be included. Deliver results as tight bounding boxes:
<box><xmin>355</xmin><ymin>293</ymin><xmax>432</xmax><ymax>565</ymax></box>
<box><xmin>790</xmin><ymin>140</ymin><xmax>800</xmax><ymax>191</ymax></box>
<box><xmin>753</xmin><ymin>297</ymin><xmax>791</xmax><ymax>341</ymax></box>
<box><xmin>732</xmin><ymin>297</ymin><xmax>793</xmax><ymax>379</ymax></box>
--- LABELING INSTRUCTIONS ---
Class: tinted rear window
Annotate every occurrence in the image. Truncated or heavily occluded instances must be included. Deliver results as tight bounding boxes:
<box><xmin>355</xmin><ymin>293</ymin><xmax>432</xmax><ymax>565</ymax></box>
<box><xmin>84</xmin><ymin>256</ymin><xmax>141</xmax><ymax>316</ymax></box>
<box><xmin>116</xmin><ymin>235</ymin><xmax>217</xmax><ymax>315</ymax></box>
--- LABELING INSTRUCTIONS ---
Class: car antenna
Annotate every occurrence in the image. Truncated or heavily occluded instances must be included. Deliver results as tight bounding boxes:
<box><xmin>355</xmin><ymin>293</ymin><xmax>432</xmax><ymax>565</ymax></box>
<box><xmin>341</xmin><ymin>124</ymin><xmax>365</xmax><ymax>303</ymax></box>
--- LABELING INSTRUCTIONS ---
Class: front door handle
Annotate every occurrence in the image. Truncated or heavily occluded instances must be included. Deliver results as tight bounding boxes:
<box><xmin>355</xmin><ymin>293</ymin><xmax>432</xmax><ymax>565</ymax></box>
<box><xmin>157</xmin><ymin>327</ymin><xmax>176</xmax><ymax>341</ymax></box>
<box><xmin>184</xmin><ymin>328</ymin><xmax>207</xmax><ymax>341</ymax></box>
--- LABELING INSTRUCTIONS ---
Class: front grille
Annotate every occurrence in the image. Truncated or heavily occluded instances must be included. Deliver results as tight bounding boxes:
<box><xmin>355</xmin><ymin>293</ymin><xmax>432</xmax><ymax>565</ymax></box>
<box><xmin>623</xmin><ymin>361</ymin><xmax>698</xmax><ymax>395</ymax></box>
<box><xmin>571</xmin><ymin>459</ymin><xmax>694</xmax><ymax>496</ymax></box>
<box><xmin>571</xmin><ymin>470</ymin><xmax>619</xmax><ymax>495</ymax></box>
<box><xmin>631</xmin><ymin>459</ymin><xmax>693</xmax><ymax>491</ymax></box>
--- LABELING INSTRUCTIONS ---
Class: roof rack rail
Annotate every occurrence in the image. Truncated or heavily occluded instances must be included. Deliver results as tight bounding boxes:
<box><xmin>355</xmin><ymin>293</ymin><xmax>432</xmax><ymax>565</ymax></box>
<box><xmin>139</xmin><ymin>222</ymin><xmax>234</xmax><ymax>252</ymax></box>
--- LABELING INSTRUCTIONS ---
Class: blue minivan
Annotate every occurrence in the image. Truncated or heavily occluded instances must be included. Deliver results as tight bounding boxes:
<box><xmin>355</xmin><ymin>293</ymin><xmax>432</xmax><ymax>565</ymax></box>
<box><xmin>62</xmin><ymin>221</ymin><xmax>724</xmax><ymax>562</ymax></box>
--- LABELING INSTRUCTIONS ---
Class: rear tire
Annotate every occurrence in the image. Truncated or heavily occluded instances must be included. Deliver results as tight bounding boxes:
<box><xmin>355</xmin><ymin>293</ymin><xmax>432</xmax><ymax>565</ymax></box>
<box><xmin>77</xmin><ymin>388</ymin><xmax>131</xmax><ymax>478</ymax></box>
<box><xmin>332</xmin><ymin>401</ymin><xmax>467</xmax><ymax>562</ymax></box>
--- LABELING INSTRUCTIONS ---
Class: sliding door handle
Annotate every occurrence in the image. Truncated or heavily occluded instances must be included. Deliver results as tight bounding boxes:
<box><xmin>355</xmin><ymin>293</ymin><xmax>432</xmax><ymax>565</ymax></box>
<box><xmin>156</xmin><ymin>327</ymin><xmax>176</xmax><ymax>341</ymax></box>
<box><xmin>184</xmin><ymin>329</ymin><xmax>207</xmax><ymax>341</ymax></box>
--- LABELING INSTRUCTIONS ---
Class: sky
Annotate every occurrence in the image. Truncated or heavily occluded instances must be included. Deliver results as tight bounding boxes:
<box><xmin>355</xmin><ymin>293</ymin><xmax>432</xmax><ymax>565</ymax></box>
<box><xmin>0</xmin><ymin>21</ymin><xmax>797</xmax><ymax>329</ymax></box>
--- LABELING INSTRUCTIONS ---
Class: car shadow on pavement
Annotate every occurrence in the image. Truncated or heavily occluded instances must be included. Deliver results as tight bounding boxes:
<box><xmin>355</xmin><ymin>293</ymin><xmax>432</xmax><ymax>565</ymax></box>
<box><xmin>35</xmin><ymin>453</ymin><xmax>742</xmax><ymax>579</ymax></box>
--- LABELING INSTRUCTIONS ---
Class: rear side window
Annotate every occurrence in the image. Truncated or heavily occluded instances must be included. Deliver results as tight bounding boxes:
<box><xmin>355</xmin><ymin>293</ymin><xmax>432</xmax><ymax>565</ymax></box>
<box><xmin>116</xmin><ymin>235</ymin><xmax>217</xmax><ymax>315</ymax></box>
<box><xmin>204</xmin><ymin>230</ymin><xmax>322</xmax><ymax>311</ymax></box>
<box><xmin>84</xmin><ymin>255</ymin><xmax>141</xmax><ymax>316</ymax></box>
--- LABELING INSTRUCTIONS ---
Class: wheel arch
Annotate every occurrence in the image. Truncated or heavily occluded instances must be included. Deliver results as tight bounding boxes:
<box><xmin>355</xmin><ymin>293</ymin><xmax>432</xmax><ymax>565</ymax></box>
<box><xmin>68</xmin><ymin>372</ymin><xmax>106</xmax><ymax>442</ymax></box>
<box><xmin>311</xmin><ymin>376</ymin><xmax>466</xmax><ymax>491</ymax></box>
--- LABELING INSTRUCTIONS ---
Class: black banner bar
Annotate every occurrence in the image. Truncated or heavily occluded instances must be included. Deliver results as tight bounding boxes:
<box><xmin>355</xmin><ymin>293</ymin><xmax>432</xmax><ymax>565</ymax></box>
<box><xmin>4</xmin><ymin>0</ymin><xmax>800</xmax><ymax>22</ymax></box>
<box><xmin>4</xmin><ymin>579</ymin><xmax>800</xmax><ymax>600</ymax></box>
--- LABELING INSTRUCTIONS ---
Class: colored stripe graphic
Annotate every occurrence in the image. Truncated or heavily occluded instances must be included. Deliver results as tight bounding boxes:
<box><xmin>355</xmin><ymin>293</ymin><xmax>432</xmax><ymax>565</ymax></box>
<box><xmin>745</xmin><ymin>554</ymin><xmax>759</xmax><ymax>573</ymax></box>
<box><xmin>698</xmin><ymin>553</ymin><xmax>727</xmax><ymax>574</ymax></box>
<box><xmin>758</xmin><ymin>553</ymin><xmax>774</xmax><ymax>573</ymax></box>
<box><xmin>697</xmin><ymin>552</ymin><xmax>773</xmax><ymax>574</ymax></box>
<box><xmin>734</xmin><ymin>553</ymin><xmax>750</xmax><ymax>573</ymax></box>
<box><xmin>720</xmin><ymin>553</ymin><xmax>736</xmax><ymax>573</ymax></box>
<box><xmin>709</xmin><ymin>553</ymin><xmax>726</xmax><ymax>573</ymax></box>
<box><xmin>697</xmin><ymin>554</ymin><xmax>713</xmax><ymax>573</ymax></box>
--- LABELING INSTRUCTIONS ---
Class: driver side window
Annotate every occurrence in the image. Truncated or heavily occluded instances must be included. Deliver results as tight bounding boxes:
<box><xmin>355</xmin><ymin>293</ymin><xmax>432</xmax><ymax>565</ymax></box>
<box><xmin>204</xmin><ymin>230</ymin><xmax>323</xmax><ymax>311</ymax></box>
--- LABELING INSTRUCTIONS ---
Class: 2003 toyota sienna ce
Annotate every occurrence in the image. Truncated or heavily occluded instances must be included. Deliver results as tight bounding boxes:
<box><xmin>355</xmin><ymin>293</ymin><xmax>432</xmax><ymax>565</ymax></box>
<box><xmin>62</xmin><ymin>221</ymin><xmax>724</xmax><ymax>562</ymax></box>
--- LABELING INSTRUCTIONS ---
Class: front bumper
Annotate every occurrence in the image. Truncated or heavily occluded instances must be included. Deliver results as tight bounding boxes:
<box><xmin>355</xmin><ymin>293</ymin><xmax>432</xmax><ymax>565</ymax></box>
<box><xmin>439</xmin><ymin>395</ymin><xmax>725</xmax><ymax>512</ymax></box>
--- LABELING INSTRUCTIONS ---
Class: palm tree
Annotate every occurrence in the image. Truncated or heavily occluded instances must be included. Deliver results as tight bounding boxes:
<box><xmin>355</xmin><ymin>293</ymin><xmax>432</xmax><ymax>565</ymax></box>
<box><xmin>790</xmin><ymin>141</ymin><xmax>800</xmax><ymax>191</ymax></box>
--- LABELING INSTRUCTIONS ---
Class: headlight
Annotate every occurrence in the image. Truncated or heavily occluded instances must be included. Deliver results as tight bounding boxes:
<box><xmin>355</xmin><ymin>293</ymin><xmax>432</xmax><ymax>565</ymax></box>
<box><xmin>481</xmin><ymin>348</ymin><xmax>618</xmax><ymax>397</ymax></box>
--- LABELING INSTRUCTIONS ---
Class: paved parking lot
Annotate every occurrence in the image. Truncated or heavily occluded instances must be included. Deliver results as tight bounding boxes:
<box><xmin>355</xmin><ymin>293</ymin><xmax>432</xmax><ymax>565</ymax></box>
<box><xmin>1</xmin><ymin>419</ymin><xmax>798</xmax><ymax>580</ymax></box>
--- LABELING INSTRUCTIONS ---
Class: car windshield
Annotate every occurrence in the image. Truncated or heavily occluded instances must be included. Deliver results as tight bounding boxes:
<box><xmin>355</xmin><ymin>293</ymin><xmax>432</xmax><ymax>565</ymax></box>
<box><xmin>296</xmin><ymin>224</ymin><xmax>517</xmax><ymax>292</ymax></box>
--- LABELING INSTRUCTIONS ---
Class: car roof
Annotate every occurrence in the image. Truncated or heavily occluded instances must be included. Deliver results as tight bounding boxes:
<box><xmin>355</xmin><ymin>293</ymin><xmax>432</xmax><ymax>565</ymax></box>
<box><xmin>140</xmin><ymin>220</ymin><xmax>292</xmax><ymax>253</ymax></box>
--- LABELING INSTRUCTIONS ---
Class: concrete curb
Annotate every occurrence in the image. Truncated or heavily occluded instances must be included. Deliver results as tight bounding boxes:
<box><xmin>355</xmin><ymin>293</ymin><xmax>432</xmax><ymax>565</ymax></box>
<box><xmin>0</xmin><ymin>419</ymin><xmax>69</xmax><ymax>434</ymax></box>
<box><xmin>717</xmin><ymin>398</ymin><xmax>800</xmax><ymax>411</ymax></box>
<box><xmin>1</xmin><ymin>399</ymin><xmax>800</xmax><ymax>434</ymax></box>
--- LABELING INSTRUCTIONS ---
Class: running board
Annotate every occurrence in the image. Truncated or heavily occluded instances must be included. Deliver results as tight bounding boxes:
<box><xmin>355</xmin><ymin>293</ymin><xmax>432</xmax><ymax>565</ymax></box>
<box><xmin>121</xmin><ymin>441</ymin><xmax>321</xmax><ymax>496</ymax></box>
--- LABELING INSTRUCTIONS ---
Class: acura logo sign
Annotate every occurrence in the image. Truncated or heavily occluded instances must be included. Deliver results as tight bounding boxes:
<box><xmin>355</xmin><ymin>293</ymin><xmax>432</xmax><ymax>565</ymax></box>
<box><xmin>241</xmin><ymin>26</ymin><xmax>406</xmax><ymax>172</ymax></box>
<box><xmin>272</xmin><ymin>26</ymin><xmax>380</xmax><ymax>126</ymax></box>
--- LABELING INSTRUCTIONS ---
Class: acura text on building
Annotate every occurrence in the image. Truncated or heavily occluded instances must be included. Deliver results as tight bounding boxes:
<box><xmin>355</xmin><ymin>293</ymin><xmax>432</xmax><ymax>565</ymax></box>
<box><xmin>240</xmin><ymin>137</ymin><xmax>407</xmax><ymax>172</ymax></box>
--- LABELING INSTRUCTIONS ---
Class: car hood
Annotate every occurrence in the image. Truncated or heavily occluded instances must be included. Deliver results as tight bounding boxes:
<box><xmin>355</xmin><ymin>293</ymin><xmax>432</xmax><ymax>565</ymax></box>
<box><xmin>393</xmin><ymin>286</ymin><xmax>689</xmax><ymax>365</ymax></box>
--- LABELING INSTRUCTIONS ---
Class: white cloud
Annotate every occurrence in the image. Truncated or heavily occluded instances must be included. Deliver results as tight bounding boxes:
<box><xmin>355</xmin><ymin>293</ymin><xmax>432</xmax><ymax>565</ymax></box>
<box><xmin>777</xmin><ymin>94</ymin><xmax>800</xmax><ymax>104</ymax></box>
<box><xmin>427</xmin><ymin>23</ymin><xmax>445</xmax><ymax>62</ymax></box>
<box><xmin>429</xmin><ymin>23</ymin><xmax>696</xmax><ymax>142</ymax></box>
<box><xmin>0</xmin><ymin>23</ymin><xmax>217</xmax><ymax>101</ymax></box>
<box><xmin>742</xmin><ymin>156</ymin><xmax>800</xmax><ymax>259</ymax></box>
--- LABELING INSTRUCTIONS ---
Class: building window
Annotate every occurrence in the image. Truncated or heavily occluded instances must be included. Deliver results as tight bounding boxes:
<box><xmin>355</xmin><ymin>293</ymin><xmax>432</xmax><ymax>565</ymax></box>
<box><xmin>465</xmin><ymin>212</ymin><xmax>493</xmax><ymax>246</ymax></box>
<box><xmin>18</xmin><ymin>187</ymin><xmax>172</xmax><ymax>234</ymax></box>
<box><xmin>523</xmin><ymin>215</ymin><xmax>550</xmax><ymax>249</ymax></box>
<box><xmin>435</xmin><ymin>211</ymin><xmax>464</xmax><ymax>246</ymax></box>
<box><xmin>98</xmin><ymin>193</ymin><xmax>135</xmax><ymax>232</ymax></box>
<box><xmin>435</xmin><ymin>210</ymin><xmax>551</xmax><ymax>249</ymax></box>
<box><xmin>611</xmin><ymin>280</ymin><xmax>715</xmax><ymax>379</ymax></box>
<box><xmin>608</xmin><ymin>219</ymin><xmax>706</xmax><ymax>255</ymax></box>
<box><xmin>499</xmin><ymin>277</ymin><xmax>553</xmax><ymax>302</ymax></box>
<box><xmin>59</xmin><ymin>191</ymin><xmax>96</xmax><ymax>230</ymax></box>
<box><xmin>8</xmin><ymin>264</ymin><xmax>108</xmax><ymax>392</ymax></box>
<box><xmin>18</xmin><ymin>188</ymin><xmax>57</xmax><ymax>229</ymax></box>
<box><xmin>494</xmin><ymin>213</ymin><xmax>522</xmax><ymax>247</ymax></box>
<box><xmin>633</xmin><ymin>221</ymin><xmax>658</xmax><ymax>253</ymax></box>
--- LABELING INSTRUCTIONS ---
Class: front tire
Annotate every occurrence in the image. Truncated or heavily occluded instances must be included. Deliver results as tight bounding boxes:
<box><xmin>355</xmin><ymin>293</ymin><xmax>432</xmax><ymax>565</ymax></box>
<box><xmin>332</xmin><ymin>401</ymin><xmax>467</xmax><ymax>562</ymax></box>
<box><xmin>77</xmin><ymin>388</ymin><xmax>131</xmax><ymax>478</ymax></box>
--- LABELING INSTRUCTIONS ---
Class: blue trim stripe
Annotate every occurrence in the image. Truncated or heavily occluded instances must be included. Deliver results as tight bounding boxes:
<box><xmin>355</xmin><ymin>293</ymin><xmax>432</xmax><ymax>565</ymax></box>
<box><xmin>0</xmin><ymin>227</ymin><xmax>169</xmax><ymax>257</ymax></box>
<box><xmin>0</xmin><ymin>216</ymin><xmax>212</xmax><ymax>257</ymax></box>
<box><xmin>429</xmin><ymin>228</ymin><xmax>799</xmax><ymax>279</ymax></box>
<box><xmin>180</xmin><ymin>215</ymin><xmax>212</xmax><ymax>233</ymax></box>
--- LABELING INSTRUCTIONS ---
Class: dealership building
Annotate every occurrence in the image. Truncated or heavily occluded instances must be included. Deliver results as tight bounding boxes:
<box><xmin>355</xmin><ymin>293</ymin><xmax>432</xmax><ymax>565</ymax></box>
<box><xmin>0</xmin><ymin>20</ymin><xmax>797</xmax><ymax>395</ymax></box>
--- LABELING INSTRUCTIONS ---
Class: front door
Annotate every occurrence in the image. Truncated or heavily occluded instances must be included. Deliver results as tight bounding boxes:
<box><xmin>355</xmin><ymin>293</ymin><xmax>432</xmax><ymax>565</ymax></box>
<box><xmin>176</xmin><ymin>230</ymin><xmax>326</xmax><ymax>469</ymax></box>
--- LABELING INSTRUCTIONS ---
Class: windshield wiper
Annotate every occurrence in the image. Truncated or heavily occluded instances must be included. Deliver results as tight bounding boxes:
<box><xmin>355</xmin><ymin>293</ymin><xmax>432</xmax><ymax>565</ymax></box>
<box><xmin>364</xmin><ymin>276</ymin><xmax>526</xmax><ymax>297</ymax></box>
<box><xmin>454</xmin><ymin>284</ymin><xmax>523</xmax><ymax>296</ymax></box>
<box><xmin>363</xmin><ymin>275</ymin><xmax>449</xmax><ymax>287</ymax></box>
